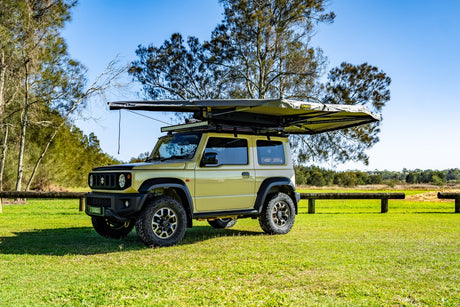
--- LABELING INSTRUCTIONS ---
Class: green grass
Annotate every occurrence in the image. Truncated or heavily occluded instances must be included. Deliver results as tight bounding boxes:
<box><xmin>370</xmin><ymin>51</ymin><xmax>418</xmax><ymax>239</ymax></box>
<box><xmin>0</xmin><ymin>195</ymin><xmax>458</xmax><ymax>306</ymax></box>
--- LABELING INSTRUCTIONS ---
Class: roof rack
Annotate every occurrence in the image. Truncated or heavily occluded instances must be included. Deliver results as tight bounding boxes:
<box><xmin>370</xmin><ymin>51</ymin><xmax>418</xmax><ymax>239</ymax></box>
<box><xmin>160</xmin><ymin>120</ymin><xmax>286</xmax><ymax>136</ymax></box>
<box><xmin>161</xmin><ymin>121</ymin><xmax>210</xmax><ymax>133</ymax></box>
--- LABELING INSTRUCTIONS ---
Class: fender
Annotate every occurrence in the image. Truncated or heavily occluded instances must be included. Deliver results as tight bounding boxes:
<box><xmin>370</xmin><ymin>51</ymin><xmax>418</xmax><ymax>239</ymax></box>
<box><xmin>254</xmin><ymin>177</ymin><xmax>298</xmax><ymax>214</ymax></box>
<box><xmin>138</xmin><ymin>178</ymin><xmax>194</xmax><ymax>227</ymax></box>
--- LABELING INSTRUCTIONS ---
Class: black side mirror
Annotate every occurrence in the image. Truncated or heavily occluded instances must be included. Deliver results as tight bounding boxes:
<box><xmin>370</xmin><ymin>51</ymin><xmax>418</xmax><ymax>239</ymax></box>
<box><xmin>200</xmin><ymin>152</ymin><xmax>218</xmax><ymax>167</ymax></box>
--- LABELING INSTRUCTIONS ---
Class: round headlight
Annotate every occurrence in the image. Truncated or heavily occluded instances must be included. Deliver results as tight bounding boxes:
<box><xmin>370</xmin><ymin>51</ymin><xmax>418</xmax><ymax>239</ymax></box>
<box><xmin>89</xmin><ymin>175</ymin><xmax>93</xmax><ymax>187</ymax></box>
<box><xmin>118</xmin><ymin>174</ymin><xmax>126</xmax><ymax>189</ymax></box>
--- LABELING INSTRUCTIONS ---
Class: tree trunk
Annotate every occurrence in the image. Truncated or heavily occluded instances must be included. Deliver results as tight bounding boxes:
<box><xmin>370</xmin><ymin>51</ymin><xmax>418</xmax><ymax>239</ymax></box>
<box><xmin>0</xmin><ymin>125</ymin><xmax>8</xmax><ymax>191</ymax></box>
<box><xmin>0</xmin><ymin>51</ymin><xmax>5</xmax><ymax>123</ymax></box>
<box><xmin>25</xmin><ymin>126</ymin><xmax>58</xmax><ymax>191</ymax></box>
<box><xmin>0</xmin><ymin>52</ymin><xmax>5</xmax><ymax>213</ymax></box>
<box><xmin>0</xmin><ymin>51</ymin><xmax>6</xmax><ymax>192</ymax></box>
<box><xmin>16</xmin><ymin>61</ymin><xmax>30</xmax><ymax>191</ymax></box>
<box><xmin>0</xmin><ymin>126</ymin><xmax>7</xmax><ymax>213</ymax></box>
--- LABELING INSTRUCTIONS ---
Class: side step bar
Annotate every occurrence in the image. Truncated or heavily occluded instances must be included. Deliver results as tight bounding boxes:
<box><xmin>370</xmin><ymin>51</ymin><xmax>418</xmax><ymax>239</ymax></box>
<box><xmin>193</xmin><ymin>209</ymin><xmax>258</xmax><ymax>220</ymax></box>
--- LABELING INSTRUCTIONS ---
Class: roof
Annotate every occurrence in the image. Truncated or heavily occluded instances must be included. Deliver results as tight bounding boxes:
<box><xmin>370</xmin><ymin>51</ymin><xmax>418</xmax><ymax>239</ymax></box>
<box><xmin>108</xmin><ymin>99</ymin><xmax>380</xmax><ymax>135</ymax></box>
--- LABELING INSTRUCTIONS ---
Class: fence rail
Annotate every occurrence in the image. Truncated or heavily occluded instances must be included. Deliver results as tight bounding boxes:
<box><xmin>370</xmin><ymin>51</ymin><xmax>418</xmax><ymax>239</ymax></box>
<box><xmin>299</xmin><ymin>192</ymin><xmax>406</xmax><ymax>213</ymax></box>
<box><xmin>2</xmin><ymin>191</ymin><xmax>457</xmax><ymax>214</ymax></box>
<box><xmin>0</xmin><ymin>191</ymin><xmax>86</xmax><ymax>211</ymax></box>
<box><xmin>437</xmin><ymin>192</ymin><xmax>460</xmax><ymax>213</ymax></box>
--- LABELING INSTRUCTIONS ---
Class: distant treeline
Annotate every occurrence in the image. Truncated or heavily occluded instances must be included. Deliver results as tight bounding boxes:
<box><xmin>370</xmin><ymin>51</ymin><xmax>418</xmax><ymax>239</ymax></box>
<box><xmin>295</xmin><ymin>166</ymin><xmax>460</xmax><ymax>187</ymax></box>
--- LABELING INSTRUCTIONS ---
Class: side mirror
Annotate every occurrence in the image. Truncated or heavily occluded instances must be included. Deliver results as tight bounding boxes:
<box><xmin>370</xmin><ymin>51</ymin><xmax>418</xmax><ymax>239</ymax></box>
<box><xmin>200</xmin><ymin>152</ymin><xmax>218</xmax><ymax>167</ymax></box>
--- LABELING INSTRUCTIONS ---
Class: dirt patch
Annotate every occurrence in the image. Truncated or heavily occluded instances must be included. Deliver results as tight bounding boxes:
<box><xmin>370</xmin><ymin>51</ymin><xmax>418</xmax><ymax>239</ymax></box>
<box><xmin>405</xmin><ymin>189</ymin><xmax>460</xmax><ymax>202</ymax></box>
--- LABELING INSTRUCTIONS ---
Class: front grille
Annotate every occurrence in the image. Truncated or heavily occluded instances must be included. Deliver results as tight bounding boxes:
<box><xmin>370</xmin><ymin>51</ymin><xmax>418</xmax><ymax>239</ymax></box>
<box><xmin>89</xmin><ymin>172</ymin><xmax>131</xmax><ymax>190</ymax></box>
<box><xmin>92</xmin><ymin>173</ymin><xmax>117</xmax><ymax>189</ymax></box>
<box><xmin>87</xmin><ymin>196</ymin><xmax>111</xmax><ymax>208</ymax></box>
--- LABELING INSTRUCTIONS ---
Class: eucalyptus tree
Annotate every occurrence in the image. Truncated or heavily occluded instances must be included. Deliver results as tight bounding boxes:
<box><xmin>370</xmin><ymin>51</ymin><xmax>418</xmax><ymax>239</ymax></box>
<box><xmin>204</xmin><ymin>0</ymin><xmax>334</xmax><ymax>100</ymax></box>
<box><xmin>25</xmin><ymin>58</ymin><xmax>126</xmax><ymax>191</ymax></box>
<box><xmin>0</xmin><ymin>0</ymin><xmax>127</xmax><ymax>194</ymax></box>
<box><xmin>130</xmin><ymin>0</ymin><xmax>391</xmax><ymax>166</ymax></box>
<box><xmin>8</xmin><ymin>0</ymin><xmax>79</xmax><ymax>191</ymax></box>
<box><xmin>0</xmin><ymin>0</ymin><xmax>18</xmax><ymax>195</ymax></box>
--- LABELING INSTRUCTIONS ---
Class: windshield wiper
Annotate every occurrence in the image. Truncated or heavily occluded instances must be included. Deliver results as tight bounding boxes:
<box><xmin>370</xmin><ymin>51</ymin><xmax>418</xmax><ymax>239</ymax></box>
<box><xmin>160</xmin><ymin>155</ymin><xmax>189</xmax><ymax>162</ymax></box>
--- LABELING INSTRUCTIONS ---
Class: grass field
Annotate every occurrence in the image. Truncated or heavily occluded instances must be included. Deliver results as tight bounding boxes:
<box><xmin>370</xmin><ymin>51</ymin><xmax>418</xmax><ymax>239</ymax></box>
<box><xmin>0</xmin><ymin>191</ymin><xmax>458</xmax><ymax>306</ymax></box>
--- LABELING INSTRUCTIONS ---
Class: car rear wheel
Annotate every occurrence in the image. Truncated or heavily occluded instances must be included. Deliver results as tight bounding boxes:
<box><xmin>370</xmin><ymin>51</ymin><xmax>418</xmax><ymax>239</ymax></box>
<box><xmin>207</xmin><ymin>218</ymin><xmax>237</xmax><ymax>229</ymax></box>
<box><xmin>259</xmin><ymin>192</ymin><xmax>295</xmax><ymax>234</ymax></box>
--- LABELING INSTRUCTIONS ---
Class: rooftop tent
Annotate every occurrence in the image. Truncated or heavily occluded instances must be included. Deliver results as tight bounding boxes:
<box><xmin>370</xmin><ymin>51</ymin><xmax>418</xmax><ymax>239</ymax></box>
<box><xmin>108</xmin><ymin>99</ymin><xmax>381</xmax><ymax>135</ymax></box>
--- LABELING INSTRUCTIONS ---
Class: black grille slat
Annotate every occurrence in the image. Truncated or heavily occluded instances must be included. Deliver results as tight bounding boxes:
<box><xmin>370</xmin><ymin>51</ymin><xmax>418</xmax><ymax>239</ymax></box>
<box><xmin>87</xmin><ymin>197</ymin><xmax>111</xmax><ymax>208</ymax></box>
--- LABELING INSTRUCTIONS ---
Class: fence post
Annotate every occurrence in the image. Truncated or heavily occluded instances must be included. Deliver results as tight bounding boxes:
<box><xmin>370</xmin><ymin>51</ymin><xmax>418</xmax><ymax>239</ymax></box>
<box><xmin>79</xmin><ymin>197</ymin><xmax>85</xmax><ymax>212</ymax></box>
<box><xmin>456</xmin><ymin>198</ymin><xmax>460</xmax><ymax>214</ymax></box>
<box><xmin>381</xmin><ymin>199</ymin><xmax>388</xmax><ymax>213</ymax></box>
<box><xmin>308</xmin><ymin>199</ymin><xmax>315</xmax><ymax>214</ymax></box>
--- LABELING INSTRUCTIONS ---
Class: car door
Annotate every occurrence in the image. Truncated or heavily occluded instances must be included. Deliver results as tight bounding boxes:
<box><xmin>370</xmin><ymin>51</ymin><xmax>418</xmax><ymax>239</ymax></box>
<box><xmin>194</xmin><ymin>135</ymin><xmax>256</xmax><ymax>212</ymax></box>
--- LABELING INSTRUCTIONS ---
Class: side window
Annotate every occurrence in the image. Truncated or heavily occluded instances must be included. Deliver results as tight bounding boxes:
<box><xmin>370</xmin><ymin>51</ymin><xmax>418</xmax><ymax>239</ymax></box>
<box><xmin>203</xmin><ymin>137</ymin><xmax>248</xmax><ymax>166</ymax></box>
<box><xmin>257</xmin><ymin>140</ymin><xmax>285</xmax><ymax>165</ymax></box>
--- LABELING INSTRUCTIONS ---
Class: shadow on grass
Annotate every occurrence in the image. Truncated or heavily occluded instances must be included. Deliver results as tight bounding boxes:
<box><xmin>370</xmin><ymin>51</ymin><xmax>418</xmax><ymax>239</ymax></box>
<box><xmin>0</xmin><ymin>226</ymin><xmax>262</xmax><ymax>256</ymax></box>
<box><xmin>298</xmin><ymin>211</ymin><xmax>456</xmax><ymax>215</ymax></box>
<box><xmin>181</xmin><ymin>226</ymin><xmax>262</xmax><ymax>245</ymax></box>
<box><xmin>298</xmin><ymin>211</ymin><xmax>383</xmax><ymax>215</ymax></box>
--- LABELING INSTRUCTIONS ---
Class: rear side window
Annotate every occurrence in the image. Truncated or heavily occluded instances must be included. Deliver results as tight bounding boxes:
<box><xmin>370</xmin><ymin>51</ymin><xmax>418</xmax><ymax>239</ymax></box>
<box><xmin>203</xmin><ymin>137</ymin><xmax>248</xmax><ymax>165</ymax></box>
<box><xmin>257</xmin><ymin>140</ymin><xmax>285</xmax><ymax>165</ymax></box>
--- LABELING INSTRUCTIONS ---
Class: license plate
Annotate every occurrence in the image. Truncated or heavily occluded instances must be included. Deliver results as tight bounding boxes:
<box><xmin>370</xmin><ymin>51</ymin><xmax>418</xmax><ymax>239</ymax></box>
<box><xmin>87</xmin><ymin>205</ymin><xmax>103</xmax><ymax>216</ymax></box>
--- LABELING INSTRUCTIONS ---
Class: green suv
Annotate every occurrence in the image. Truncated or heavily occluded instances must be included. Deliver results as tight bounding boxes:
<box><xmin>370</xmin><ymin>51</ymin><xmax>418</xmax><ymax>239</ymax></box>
<box><xmin>85</xmin><ymin>98</ymin><xmax>380</xmax><ymax>247</ymax></box>
<box><xmin>86</xmin><ymin>128</ymin><xmax>299</xmax><ymax>247</ymax></box>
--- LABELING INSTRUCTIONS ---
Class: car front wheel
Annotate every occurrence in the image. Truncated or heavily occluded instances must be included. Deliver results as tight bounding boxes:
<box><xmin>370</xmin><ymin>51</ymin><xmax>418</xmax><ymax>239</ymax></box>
<box><xmin>135</xmin><ymin>196</ymin><xmax>187</xmax><ymax>247</ymax></box>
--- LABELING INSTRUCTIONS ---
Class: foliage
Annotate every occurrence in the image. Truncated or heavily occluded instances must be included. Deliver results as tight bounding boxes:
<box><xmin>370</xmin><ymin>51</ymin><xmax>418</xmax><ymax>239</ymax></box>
<box><xmin>130</xmin><ymin>0</ymin><xmax>391</xmax><ymax>166</ymax></box>
<box><xmin>129</xmin><ymin>151</ymin><xmax>150</xmax><ymax>163</ymax></box>
<box><xmin>405</xmin><ymin>169</ymin><xmax>449</xmax><ymax>186</ymax></box>
<box><xmin>295</xmin><ymin>166</ymin><xmax>457</xmax><ymax>187</ymax></box>
<box><xmin>204</xmin><ymin>0</ymin><xmax>334</xmax><ymax>99</ymax></box>
<box><xmin>130</xmin><ymin>34</ymin><xmax>228</xmax><ymax>100</ymax></box>
<box><xmin>0</xmin><ymin>0</ymin><xmax>122</xmax><ymax>190</ymax></box>
<box><xmin>293</xmin><ymin>62</ymin><xmax>391</xmax><ymax>165</ymax></box>
<box><xmin>0</xmin><ymin>120</ymin><xmax>117</xmax><ymax>190</ymax></box>
<box><xmin>0</xmin><ymin>197</ymin><xmax>458</xmax><ymax>305</ymax></box>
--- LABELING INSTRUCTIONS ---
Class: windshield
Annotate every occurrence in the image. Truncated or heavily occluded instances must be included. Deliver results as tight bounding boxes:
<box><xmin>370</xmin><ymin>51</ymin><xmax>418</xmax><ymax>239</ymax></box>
<box><xmin>147</xmin><ymin>132</ymin><xmax>202</xmax><ymax>162</ymax></box>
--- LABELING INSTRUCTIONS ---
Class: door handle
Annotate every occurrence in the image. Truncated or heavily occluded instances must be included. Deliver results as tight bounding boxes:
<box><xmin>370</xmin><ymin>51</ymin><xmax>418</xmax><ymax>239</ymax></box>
<box><xmin>242</xmin><ymin>172</ymin><xmax>250</xmax><ymax>178</ymax></box>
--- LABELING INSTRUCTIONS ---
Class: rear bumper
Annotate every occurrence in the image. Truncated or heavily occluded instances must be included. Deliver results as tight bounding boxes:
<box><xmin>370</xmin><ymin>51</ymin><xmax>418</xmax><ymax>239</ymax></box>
<box><xmin>85</xmin><ymin>192</ymin><xmax>148</xmax><ymax>219</ymax></box>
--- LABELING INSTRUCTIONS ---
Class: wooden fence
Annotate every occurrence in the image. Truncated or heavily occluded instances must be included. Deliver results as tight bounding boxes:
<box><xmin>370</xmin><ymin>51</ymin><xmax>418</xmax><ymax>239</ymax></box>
<box><xmin>300</xmin><ymin>192</ymin><xmax>406</xmax><ymax>213</ymax></box>
<box><xmin>1</xmin><ymin>191</ymin><xmax>457</xmax><ymax>214</ymax></box>
<box><xmin>437</xmin><ymin>192</ymin><xmax>460</xmax><ymax>213</ymax></box>
<box><xmin>0</xmin><ymin>191</ymin><xmax>86</xmax><ymax>211</ymax></box>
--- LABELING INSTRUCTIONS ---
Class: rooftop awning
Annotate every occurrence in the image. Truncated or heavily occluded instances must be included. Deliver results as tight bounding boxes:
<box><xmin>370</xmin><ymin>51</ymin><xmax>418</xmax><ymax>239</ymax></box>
<box><xmin>108</xmin><ymin>99</ymin><xmax>380</xmax><ymax>135</ymax></box>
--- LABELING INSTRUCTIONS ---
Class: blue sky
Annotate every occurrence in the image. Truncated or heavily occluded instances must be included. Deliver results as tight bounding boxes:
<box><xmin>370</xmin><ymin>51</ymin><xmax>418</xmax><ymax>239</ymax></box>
<box><xmin>62</xmin><ymin>0</ymin><xmax>460</xmax><ymax>171</ymax></box>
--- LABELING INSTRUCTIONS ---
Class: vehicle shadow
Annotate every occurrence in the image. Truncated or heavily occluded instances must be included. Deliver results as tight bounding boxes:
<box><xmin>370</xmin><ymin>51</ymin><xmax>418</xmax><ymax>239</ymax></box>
<box><xmin>182</xmin><ymin>226</ymin><xmax>263</xmax><ymax>245</ymax></box>
<box><xmin>0</xmin><ymin>226</ymin><xmax>262</xmax><ymax>256</ymax></box>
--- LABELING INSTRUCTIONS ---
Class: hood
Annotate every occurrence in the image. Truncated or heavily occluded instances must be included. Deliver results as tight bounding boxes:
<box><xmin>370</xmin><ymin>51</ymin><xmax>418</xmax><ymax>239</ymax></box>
<box><xmin>92</xmin><ymin>161</ymin><xmax>187</xmax><ymax>172</ymax></box>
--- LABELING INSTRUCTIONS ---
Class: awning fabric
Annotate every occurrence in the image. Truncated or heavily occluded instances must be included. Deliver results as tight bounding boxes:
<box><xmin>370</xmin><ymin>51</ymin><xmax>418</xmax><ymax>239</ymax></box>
<box><xmin>108</xmin><ymin>99</ymin><xmax>380</xmax><ymax>135</ymax></box>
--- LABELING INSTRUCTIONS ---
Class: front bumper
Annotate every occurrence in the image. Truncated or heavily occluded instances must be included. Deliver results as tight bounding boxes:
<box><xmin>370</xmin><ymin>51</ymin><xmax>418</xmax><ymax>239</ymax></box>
<box><xmin>295</xmin><ymin>192</ymin><xmax>300</xmax><ymax>205</ymax></box>
<box><xmin>85</xmin><ymin>192</ymin><xmax>148</xmax><ymax>219</ymax></box>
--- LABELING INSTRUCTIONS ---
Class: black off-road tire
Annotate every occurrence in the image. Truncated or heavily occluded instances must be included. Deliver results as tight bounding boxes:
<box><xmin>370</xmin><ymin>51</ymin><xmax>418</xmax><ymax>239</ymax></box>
<box><xmin>135</xmin><ymin>196</ymin><xmax>187</xmax><ymax>247</ymax></box>
<box><xmin>91</xmin><ymin>216</ymin><xmax>135</xmax><ymax>239</ymax></box>
<box><xmin>207</xmin><ymin>218</ymin><xmax>238</xmax><ymax>229</ymax></box>
<box><xmin>259</xmin><ymin>192</ymin><xmax>295</xmax><ymax>235</ymax></box>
